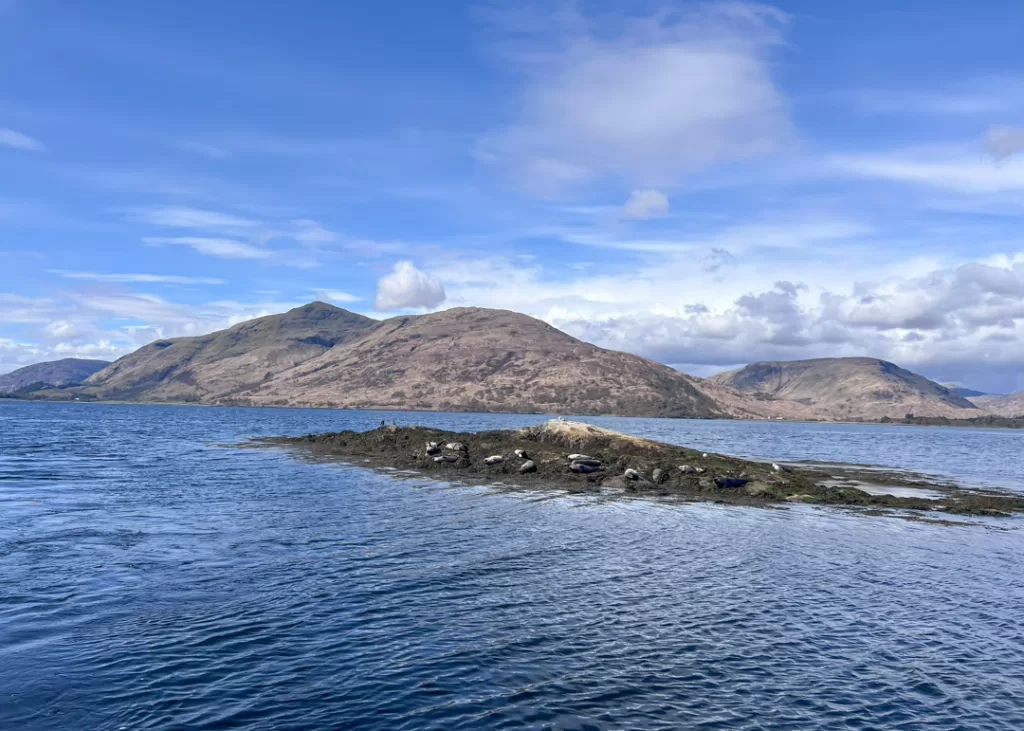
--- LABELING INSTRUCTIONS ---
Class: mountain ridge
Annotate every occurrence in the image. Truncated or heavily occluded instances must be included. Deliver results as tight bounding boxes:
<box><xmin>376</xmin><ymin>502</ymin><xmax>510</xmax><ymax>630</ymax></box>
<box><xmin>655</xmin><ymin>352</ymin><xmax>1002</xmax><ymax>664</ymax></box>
<box><xmin>707</xmin><ymin>357</ymin><xmax>980</xmax><ymax>420</ymax></box>
<box><xmin>22</xmin><ymin>303</ymin><xmax>993</xmax><ymax>422</ymax></box>
<box><xmin>0</xmin><ymin>358</ymin><xmax>110</xmax><ymax>394</ymax></box>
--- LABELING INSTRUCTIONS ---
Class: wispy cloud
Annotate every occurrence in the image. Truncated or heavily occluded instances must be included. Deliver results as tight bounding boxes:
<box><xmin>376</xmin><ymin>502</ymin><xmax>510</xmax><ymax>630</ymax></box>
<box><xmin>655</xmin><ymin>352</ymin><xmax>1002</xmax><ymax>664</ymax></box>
<box><xmin>176</xmin><ymin>141</ymin><xmax>230</xmax><ymax>159</ymax></box>
<box><xmin>143</xmin><ymin>236</ymin><xmax>269</xmax><ymax>259</ymax></box>
<box><xmin>0</xmin><ymin>127</ymin><xmax>47</xmax><ymax>152</ymax></box>
<box><xmin>476</xmin><ymin>2</ymin><xmax>793</xmax><ymax>192</ymax></box>
<box><xmin>49</xmin><ymin>269</ymin><xmax>226</xmax><ymax>285</ymax></box>
<box><xmin>129</xmin><ymin>206</ymin><xmax>260</xmax><ymax>229</ymax></box>
<box><xmin>314</xmin><ymin>289</ymin><xmax>360</xmax><ymax>303</ymax></box>
<box><xmin>831</xmin><ymin>145</ymin><xmax>1024</xmax><ymax>194</ymax></box>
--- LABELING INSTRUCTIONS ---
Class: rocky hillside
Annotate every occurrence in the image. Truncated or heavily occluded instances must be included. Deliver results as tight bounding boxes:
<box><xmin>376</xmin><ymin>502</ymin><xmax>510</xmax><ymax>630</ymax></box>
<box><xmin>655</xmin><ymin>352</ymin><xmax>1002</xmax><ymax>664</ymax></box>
<box><xmin>74</xmin><ymin>303</ymin><xmax>724</xmax><ymax>417</ymax></box>
<box><xmin>82</xmin><ymin>302</ymin><xmax>377</xmax><ymax>402</ymax></box>
<box><xmin>0</xmin><ymin>358</ymin><xmax>109</xmax><ymax>394</ymax></box>
<box><xmin>707</xmin><ymin>357</ymin><xmax>981</xmax><ymax>420</ymax></box>
<box><xmin>231</xmin><ymin>307</ymin><xmax>724</xmax><ymax>417</ymax></box>
<box><xmin>970</xmin><ymin>391</ymin><xmax>1024</xmax><ymax>417</ymax></box>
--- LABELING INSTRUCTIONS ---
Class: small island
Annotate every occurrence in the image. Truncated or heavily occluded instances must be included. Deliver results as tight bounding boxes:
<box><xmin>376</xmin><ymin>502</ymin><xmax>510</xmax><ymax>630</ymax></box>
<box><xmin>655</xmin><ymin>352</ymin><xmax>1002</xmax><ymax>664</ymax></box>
<box><xmin>264</xmin><ymin>419</ymin><xmax>1024</xmax><ymax>518</ymax></box>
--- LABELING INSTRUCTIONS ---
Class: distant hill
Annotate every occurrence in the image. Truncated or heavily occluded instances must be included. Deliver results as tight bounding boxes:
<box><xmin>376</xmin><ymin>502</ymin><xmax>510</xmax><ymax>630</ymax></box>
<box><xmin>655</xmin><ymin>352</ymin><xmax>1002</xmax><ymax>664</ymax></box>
<box><xmin>970</xmin><ymin>391</ymin><xmax>1024</xmax><ymax>418</ymax></box>
<box><xmin>941</xmin><ymin>383</ymin><xmax>989</xmax><ymax>398</ymax></box>
<box><xmin>0</xmin><ymin>358</ymin><xmax>109</xmax><ymax>394</ymax></box>
<box><xmin>234</xmin><ymin>306</ymin><xmax>723</xmax><ymax>417</ymax></box>
<box><xmin>76</xmin><ymin>303</ymin><xmax>725</xmax><ymax>418</ymax></box>
<box><xmin>81</xmin><ymin>302</ymin><xmax>377</xmax><ymax>402</ymax></box>
<box><xmin>706</xmin><ymin>357</ymin><xmax>980</xmax><ymax>420</ymax></box>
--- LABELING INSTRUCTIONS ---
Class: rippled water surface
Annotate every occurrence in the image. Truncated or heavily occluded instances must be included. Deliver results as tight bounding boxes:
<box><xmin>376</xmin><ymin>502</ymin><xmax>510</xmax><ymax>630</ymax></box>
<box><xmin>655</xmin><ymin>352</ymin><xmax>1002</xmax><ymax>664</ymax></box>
<box><xmin>2</xmin><ymin>402</ymin><xmax>1023</xmax><ymax>730</ymax></box>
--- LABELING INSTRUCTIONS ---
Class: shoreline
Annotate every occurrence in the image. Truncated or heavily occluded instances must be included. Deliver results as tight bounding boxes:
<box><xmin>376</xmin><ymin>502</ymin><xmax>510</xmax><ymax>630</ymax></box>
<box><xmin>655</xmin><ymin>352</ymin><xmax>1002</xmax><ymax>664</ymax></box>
<box><xmin>257</xmin><ymin>419</ymin><xmax>1024</xmax><ymax>519</ymax></box>
<box><xmin>3</xmin><ymin>396</ymin><xmax>1021</xmax><ymax>429</ymax></box>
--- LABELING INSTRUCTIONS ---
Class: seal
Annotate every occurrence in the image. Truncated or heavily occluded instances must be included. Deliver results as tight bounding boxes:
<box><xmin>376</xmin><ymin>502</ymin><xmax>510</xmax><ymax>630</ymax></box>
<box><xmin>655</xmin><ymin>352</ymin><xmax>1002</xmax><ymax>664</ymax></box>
<box><xmin>445</xmin><ymin>442</ymin><xmax>466</xmax><ymax>452</ymax></box>
<box><xmin>623</xmin><ymin>468</ymin><xmax>640</xmax><ymax>481</ymax></box>
<box><xmin>433</xmin><ymin>454</ymin><xmax>460</xmax><ymax>463</ymax></box>
<box><xmin>518</xmin><ymin>460</ymin><xmax>537</xmax><ymax>474</ymax></box>
<box><xmin>484</xmin><ymin>455</ymin><xmax>504</xmax><ymax>465</ymax></box>
<box><xmin>514</xmin><ymin>449</ymin><xmax>529</xmax><ymax>459</ymax></box>
<box><xmin>715</xmin><ymin>476</ymin><xmax>748</xmax><ymax>488</ymax></box>
<box><xmin>569</xmin><ymin>461</ymin><xmax>601</xmax><ymax>474</ymax></box>
<box><xmin>567</xmin><ymin>454</ymin><xmax>595</xmax><ymax>461</ymax></box>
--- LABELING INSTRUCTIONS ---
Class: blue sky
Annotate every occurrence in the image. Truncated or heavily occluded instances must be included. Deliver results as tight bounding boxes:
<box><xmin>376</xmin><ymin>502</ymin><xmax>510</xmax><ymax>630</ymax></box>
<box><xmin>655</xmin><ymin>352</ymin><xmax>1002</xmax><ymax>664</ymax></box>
<box><xmin>1</xmin><ymin>0</ymin><xmax>1022</xmax><ymax>392</ymax></box>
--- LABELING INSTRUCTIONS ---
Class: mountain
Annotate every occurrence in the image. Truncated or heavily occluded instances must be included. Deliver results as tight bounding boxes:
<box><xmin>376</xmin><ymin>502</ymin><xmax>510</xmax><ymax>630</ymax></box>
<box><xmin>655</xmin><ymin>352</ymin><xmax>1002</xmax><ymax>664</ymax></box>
<box><xmin>0</xmin><ymin>358</ymin><xmax>110</xmax><ymax>394</ymax></box>
<box><xmin>82</xmin><ymin>302</ymin><xmax>377</xmax><ymax>402</ymax></box>
<box><xmin>706</xmin><ymin>357</ymin><xmax>981</xmax><ymax>420</ymax></box>
<box><xmin>219</xmin><ymin>307</ymin><xmax>724</xmax><ymax>417</ymax></box>
<box><xmin>941</xmin><ymin>383</ymin><xmax>989</xmax><ymax>398</ymax></box>
<box><xmin>78</xmin><ymin>304</ymin><xmax>723</xmax><ymax>418</ymax></box>
<box><xmin>969</xmin><ymin>391</ymin><xmax>1024</xmax><ymax>417</ymax></box>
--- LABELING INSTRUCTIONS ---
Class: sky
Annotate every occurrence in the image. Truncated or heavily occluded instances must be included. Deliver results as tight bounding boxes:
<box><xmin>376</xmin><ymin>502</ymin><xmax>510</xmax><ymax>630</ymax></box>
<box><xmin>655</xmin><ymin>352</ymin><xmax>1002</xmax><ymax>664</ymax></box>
<box><xmin>1</xmin><ymin>0</ymin><xmax>1023</xmax><ymax>393</ymax></box>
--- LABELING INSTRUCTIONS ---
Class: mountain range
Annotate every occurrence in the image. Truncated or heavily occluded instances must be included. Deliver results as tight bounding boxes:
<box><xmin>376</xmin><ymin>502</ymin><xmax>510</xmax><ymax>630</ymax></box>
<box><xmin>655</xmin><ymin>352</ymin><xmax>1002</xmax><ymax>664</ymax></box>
<box><xmin>5</xmin><ymin>302</ymin><xmax>1013</xmax><ymax>421</ymax></box>
<box><xmin>708</xmin><ymin>358</ymin><xmax>981</xmax><ymax>420</ymax></box>
<box><xmin>0</xmin><ymin>358</ymin><xmax>109</xmax><ymax>394</ymax></box>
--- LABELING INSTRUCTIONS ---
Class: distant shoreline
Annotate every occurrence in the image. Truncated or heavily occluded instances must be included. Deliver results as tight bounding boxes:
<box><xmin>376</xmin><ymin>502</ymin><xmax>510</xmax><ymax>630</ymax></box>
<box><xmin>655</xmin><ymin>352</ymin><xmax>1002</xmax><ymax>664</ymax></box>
<box><xmin>3</xmin><ymin>395</ymin><xmax>1022</xmax><ymax>429</ymax></box>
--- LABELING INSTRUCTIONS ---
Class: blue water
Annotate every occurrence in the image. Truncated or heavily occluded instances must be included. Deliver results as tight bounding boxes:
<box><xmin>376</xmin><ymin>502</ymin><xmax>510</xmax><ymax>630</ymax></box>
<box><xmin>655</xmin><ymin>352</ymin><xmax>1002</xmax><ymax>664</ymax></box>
<box><xmin>2</xmin><ymin>402</ymin><xmax>1023</xmax><ymax>730</ymax></box>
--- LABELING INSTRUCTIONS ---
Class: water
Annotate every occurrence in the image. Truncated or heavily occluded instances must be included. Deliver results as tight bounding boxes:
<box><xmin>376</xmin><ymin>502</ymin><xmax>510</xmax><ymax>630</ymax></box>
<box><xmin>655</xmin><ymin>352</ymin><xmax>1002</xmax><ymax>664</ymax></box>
<box><xmin>1</xmin><ymin>402</ymin><xmax>1023</xmax><ymax>730</ymax></box>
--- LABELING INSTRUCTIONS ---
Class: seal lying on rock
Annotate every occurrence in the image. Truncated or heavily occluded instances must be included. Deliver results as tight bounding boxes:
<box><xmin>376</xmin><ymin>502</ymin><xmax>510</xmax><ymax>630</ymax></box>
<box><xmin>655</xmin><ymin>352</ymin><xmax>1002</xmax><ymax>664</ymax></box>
<box><xmin>567</xmin><ymin>454</ymin><xmax>595</xmax><ymax>461</ymax></box>
<box><xmin>514</xmin><ymin>449</ymin><xmax>529</xmax><ymax>459</ymax></box>
<box><xmin>570</xmin><ymin>461</ymin><xmax>602</xmax><ymax>474</ymax></box>
<box><xmin>484</xmin><ymin>455</ymin><xmax>504</xmax><ymax>465</ymax></box>
<box><xmin>624</xmin><ymin>468</ymin><xmax>640</xmax><ymax>481</ymax></box>
<box><xmin>445</xmin><ymin>442</ymin><xmax>466</xmax><ymax>452</ymax></box>
<box><xmin>518</xmin><ymin>460</ymin><xmax>537</xmax><ymax>474</ymax></box>
<box><xmin>715</xmin><ymin>476</ymin><xmax>748</xmax><ymax>488</ymax></box>
<box><xmin>434</xmin><ymin>454</ymin><xmax>460</xmax><ymax>463</ymax></box>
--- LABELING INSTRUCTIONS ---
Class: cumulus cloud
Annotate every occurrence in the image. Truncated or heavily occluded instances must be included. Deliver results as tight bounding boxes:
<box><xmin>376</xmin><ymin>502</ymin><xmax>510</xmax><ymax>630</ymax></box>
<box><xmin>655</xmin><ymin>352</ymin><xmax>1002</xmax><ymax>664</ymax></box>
<box><xmin>374</xmin><ymin>261</ymin><xmax>446</xmax><ymax>311</ymax></box>
<box><xmin>985</xmin><ymin>125</ymin><xmax>1024</xmax><ymax>162</ymax></box>
<box><xmin>622</xmin><ymin>189</ymin><xmax>669</xmax><ymax>219</ymax></box>
<box><xmin>0</xmin><ymin>128</ymin><xmax>46</xmax><ymax>152</ymax></box>
<box><xmin>476</xmin><ymin>2</ymin><xmax>793</xmax><ymax>191</ymax></box>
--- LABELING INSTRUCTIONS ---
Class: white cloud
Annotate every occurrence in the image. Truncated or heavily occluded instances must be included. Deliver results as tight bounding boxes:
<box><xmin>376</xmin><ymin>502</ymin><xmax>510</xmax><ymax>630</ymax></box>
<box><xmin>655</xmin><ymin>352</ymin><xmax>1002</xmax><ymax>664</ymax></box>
<box><xmin>143</xmin><ymin>236</ymin><xmax>270</xmax><ymax>259</ymax></box>
<box><xmin>130</xmin><ymin>206</ymin><xmax>260</xmax><ymax>229</ymax></box>
<box><xmin>985</xmin><ymin>125</ymin><xmax>1024</xmax><ymax>162</ymax></box>
<box><xmin>622</xmin><ymin>189</ymin><xmax>669</xmax><ymax>219</ymax></box>
<box><xmin>477</xmin><ymin>2</ymin><xmax>793</xmax><ymax>191</ymax></box>
<box><xmin>831</xmin><ymin>146</ymin><xmax>1024</xmax><ymax>194</ymax></box>
<box><xmin>291</xmin><ymin>219</ymin><xmax>337</xmax><ymax>244</ymax></box>
<box><xmin>315</xmin><ymin>289</ymin><xmax>360</xmax><ymax>303</ymax></box>
<box><xmin>50</xmin><ymin>269</ymin><xmax>226</xmax><ymax>284</ymax></box>
<box><xmin>176</xmin><ymin>141</ymin><xmax>230</xmax><ymax>159</ymax></box>
<box><xmin>375</xmin><ymin>260</ymin><xmax>446</xmax><ymax>311</ymax></box>
<box><xmin>0</xmin><ymin>127</ymin><xmax>46</xmax><ymax>152</ymax></box>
